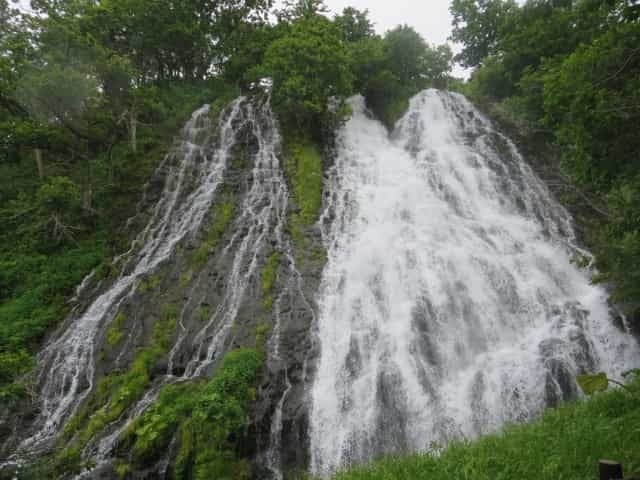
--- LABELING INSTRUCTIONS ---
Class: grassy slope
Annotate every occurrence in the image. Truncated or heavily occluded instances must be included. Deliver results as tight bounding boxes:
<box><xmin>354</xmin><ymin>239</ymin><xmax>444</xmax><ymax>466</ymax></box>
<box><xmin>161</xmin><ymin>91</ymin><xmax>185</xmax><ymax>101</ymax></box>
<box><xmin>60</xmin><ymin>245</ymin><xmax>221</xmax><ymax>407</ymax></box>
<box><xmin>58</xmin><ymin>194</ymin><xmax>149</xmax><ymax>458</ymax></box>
<box><xmin>334</xmin><ymin>378</ymin><xmax>640</xmax><ymax>480</ymax></box>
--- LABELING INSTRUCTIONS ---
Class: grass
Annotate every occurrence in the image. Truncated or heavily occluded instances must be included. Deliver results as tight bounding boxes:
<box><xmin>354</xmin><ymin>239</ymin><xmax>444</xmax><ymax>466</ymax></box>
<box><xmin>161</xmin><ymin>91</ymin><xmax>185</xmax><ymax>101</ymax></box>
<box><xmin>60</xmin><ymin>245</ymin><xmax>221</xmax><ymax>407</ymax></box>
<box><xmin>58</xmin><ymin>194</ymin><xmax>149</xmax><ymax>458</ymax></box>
<box><xmin>332</xmin><ymin>377</ymin><xmax>640</xmax><ymax>480</ymax></box>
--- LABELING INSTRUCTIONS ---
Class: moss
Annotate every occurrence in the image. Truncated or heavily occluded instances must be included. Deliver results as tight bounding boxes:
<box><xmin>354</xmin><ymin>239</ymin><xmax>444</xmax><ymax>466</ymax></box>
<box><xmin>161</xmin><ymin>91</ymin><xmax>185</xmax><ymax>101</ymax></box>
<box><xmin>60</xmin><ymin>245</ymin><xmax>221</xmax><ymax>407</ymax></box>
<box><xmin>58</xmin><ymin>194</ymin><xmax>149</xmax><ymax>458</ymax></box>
<box><xmin>284</xmin><ymin>140</ymin><xmax>324</xmax><ymax>263</ymax></box>
<box><xmin>199</xmin><ymin>305</ymin><xmax>210</xmax><ymax>322</ymax></box>
<box><xmin>255</xmin><ymin>323</ymin><xmax>269</xmax><ymax>349</ymax></box>
<box><xmin>57</xmin><ymin>304</ymin><xmax>179</xmax><ymax>459</ymax></box>
<box><xmin>115</xmin><ymin>461</ymin><xmax>132</xmax><ymax>479</ymax></box>
<box><xmin>192</xmin><ymin>201</ymin><xmax>235</xmax><ymax>269</ymax></box>
<box><xmin>286</xmin><ymin>141</ymin><xmax>323</xmax><ymax>226</ymax></box>
<box><xmin>106</xmin><ymin>312</ymin><xmax>126</xmax><ymax>346</ymax></box>
<box><xmin>179</xmin><ymin>268</ymin><xmax>194</xmax><ymax>287</ymax></box>
<box><xmin>261</xmin><ymin>252</ymin><xmax>281</xmax><ymax>310</ymax></box>
<box><xmin>138</xmin><ymin>274</ymin><xmax>161</xmax><ymax>294</ymax></box>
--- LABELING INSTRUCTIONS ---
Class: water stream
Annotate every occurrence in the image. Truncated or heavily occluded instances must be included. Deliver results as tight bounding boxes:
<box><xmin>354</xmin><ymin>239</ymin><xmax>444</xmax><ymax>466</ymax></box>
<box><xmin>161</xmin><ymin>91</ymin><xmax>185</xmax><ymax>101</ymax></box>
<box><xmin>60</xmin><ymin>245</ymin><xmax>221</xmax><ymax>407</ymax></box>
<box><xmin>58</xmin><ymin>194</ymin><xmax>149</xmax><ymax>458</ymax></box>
<box><xmin>309</xmin><ymin>91</ymin><xmax>639</xmax><ymax>475</ymax></box>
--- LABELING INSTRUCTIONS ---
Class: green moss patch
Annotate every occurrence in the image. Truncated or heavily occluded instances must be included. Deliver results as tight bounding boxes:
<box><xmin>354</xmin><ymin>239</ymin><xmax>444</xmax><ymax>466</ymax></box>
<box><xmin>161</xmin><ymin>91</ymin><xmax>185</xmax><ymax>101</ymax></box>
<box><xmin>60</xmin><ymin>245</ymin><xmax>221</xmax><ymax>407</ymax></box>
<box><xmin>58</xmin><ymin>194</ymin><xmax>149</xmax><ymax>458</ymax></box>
<box><xmin>261</xmin><ymin>252</ymin><xmax>281</xmax><ymax>310</ymax></box>
<box><xmin>106</xmin><ymin>312</ymin><xmax>127</xmax><ymax>346</ymax></box>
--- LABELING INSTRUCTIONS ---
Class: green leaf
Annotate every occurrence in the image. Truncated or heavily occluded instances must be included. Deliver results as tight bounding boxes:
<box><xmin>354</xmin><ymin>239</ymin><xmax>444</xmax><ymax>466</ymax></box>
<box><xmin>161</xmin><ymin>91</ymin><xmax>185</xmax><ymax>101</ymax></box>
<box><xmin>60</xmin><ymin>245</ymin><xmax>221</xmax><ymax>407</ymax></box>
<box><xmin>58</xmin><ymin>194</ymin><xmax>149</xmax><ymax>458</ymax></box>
<box><xmin>576</xmin><ymin>372</ymin><xmax>609</xmax><ymax>395</ymax></box>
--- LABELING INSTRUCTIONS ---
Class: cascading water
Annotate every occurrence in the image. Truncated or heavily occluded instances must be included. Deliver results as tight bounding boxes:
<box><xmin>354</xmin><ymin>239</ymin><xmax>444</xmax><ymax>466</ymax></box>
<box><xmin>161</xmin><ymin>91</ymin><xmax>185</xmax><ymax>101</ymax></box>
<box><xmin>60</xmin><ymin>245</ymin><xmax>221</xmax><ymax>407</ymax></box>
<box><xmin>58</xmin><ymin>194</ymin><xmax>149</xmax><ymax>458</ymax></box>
<box><xmin>309</xmin><ymin>90</ymin><xmax>639</xmax><ymax>475</ymax></box>
<box><xmin>21</xmin><ymin>99</ymin><xmax>244</xmax><ymax>451</ymax></box>
<box><xmin>10</xmin><ymin>95</ymin><xmax>307</xmax><ymax>480</ymax></box>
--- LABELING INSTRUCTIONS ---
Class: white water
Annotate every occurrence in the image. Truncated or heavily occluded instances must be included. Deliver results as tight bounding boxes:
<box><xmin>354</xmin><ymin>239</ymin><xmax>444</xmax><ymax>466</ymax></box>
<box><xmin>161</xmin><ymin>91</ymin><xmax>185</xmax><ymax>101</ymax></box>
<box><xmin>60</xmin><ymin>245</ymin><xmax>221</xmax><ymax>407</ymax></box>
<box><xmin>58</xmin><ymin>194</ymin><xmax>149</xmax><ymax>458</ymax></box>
<box><xmin>22</xmin><ymin>100</ymin><xmax>244</xmax><ymax>450</ymax></box>
<box><xmin>178</xmin><ymin>98</ymin><xmax>292</xmax><ymax>378</ymax></box>
<box><xmin>309</xmin><ymin>91</ymin><xmax>639</xmax><ymax>474</ymax></box>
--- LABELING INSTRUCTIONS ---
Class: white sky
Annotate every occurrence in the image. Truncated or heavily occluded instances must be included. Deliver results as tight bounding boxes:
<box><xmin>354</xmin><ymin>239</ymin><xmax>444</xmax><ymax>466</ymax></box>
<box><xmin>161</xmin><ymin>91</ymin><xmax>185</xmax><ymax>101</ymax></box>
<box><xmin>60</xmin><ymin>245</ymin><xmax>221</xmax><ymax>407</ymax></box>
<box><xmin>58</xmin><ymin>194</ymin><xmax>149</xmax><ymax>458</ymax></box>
<box><xmin>15</xmin><ymin>0</ymin><xmax>470</xmax><ymax>77</ymax></box>
<box><xmin>322</xmin><ymin>0</ymin><xmax>469</xmax><ymax>77</ymax></box>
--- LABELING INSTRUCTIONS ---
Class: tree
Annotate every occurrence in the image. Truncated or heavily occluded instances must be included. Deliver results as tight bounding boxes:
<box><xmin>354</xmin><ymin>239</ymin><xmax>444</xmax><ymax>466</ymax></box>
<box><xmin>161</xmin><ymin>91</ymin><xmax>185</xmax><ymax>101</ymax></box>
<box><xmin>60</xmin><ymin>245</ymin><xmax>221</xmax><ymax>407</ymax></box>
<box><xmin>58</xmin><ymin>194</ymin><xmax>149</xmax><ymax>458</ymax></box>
<box><xmin>334</xmin><ymin>7</ymin><xmax>375</xmax><ymax>43</ymax></box>
<box><xmin>276</xmin><ymin>0</ymin><xmax>328</xmax><ymax>22</ymax></box>
<box><xmin>449</xmin><ymin>0</ymin><xmax>517</xmax><ymax>68</ymax></box>
<box><xmin>262</xmin><ymin>15</ymin><xmax>353</xmax><ymax>139</ymax></box>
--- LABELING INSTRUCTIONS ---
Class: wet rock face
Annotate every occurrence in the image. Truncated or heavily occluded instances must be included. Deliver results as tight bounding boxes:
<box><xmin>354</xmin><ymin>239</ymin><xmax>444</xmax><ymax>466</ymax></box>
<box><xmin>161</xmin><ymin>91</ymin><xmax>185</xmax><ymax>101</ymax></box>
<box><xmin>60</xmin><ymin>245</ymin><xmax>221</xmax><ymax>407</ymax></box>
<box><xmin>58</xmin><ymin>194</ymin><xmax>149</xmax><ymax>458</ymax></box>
<box><xmin>1</xmin><ymin>98</ymin><xmax>325</xmax><ymax>479</ymax></box>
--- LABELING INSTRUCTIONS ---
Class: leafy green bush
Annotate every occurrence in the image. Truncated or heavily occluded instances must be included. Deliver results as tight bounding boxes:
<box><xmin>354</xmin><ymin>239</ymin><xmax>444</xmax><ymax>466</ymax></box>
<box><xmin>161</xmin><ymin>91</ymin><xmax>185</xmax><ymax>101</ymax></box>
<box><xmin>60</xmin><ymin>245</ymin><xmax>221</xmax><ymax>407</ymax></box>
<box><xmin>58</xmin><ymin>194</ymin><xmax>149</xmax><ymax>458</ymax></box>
<box><xmin>106</xmin><ymin>312</ymin><xmax>126</xmax><ymax>346</ymax></box>
<box><xmin>120</xmin><ymin>348</ymin><xmax>263</xmax><ymax>479</ymax></box>
<box><xmin>262</xmin><ymin>15</ymin><xmax>353</xmax><ymax>140</ymax></box>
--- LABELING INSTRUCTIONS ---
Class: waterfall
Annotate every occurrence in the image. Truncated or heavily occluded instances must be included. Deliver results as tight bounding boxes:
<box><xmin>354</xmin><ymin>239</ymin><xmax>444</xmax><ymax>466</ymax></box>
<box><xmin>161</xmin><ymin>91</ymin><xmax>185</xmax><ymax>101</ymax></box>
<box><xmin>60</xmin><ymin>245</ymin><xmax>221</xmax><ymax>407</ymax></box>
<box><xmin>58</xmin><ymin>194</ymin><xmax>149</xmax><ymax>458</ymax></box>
<box><xmin>21</xmin><ymin>99</ymin><xmax>243</xmax><ymax>451</ymax></box>
<box><xmin>309</xmin><ymin>91</ymin><xmax>639</xmax><ymax>475</ymax></box>
<box><xmin>13</xmin><ymin>95</ymin><xmax>305</xmax><ymax>480</ymax></box>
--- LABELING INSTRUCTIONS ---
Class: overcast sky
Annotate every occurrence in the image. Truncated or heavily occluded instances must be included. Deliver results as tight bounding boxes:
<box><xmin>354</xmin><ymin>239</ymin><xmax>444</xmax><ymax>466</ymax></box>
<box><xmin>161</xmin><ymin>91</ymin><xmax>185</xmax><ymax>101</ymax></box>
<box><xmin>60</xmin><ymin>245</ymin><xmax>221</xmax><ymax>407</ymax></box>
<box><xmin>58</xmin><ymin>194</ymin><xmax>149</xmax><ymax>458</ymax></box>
<box><xmin>14</xmin><ymin>0</ymin><xmax>469</xmax><ymax>76</ymax></box>
<box><xmin>322</xmin><ymin>0</ymin><xmax>468</xmax><ymax>77</ymax></box>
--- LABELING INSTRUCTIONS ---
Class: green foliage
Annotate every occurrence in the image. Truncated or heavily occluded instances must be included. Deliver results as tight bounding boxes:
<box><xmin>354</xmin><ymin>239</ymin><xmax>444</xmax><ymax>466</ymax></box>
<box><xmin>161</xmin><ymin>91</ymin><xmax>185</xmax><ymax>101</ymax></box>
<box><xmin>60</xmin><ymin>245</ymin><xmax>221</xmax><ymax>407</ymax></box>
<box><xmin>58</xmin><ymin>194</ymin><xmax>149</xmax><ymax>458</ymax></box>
<box><xmin>593</xmin><ymin>176</ymin><xmax>640</xmax><ymax>308</ymax></box>
<box><xmin>348</xmin><ymin>25</ymin><xmax>453</xmax><ymax>129</ymax></box>
<box><xmin>542</xmin><ymin>21</ymin><xmax>640</xmax><ymax>191</ymax></box>
<box><xmin>334</xmin><ymin>7</ymin><xmax>375</xmax><ymax>43</ymax></box>
<box><xmin>262</xmin><ymin>15</ymin><xmax>353</xmax><ymax>139</ymax></box>
<box><xmin>286</xmin><ymin>142</ymin><xmax>323</xmax><ymax>225</ymax></box>
<box><xmin>333</xmin><ymin>376</ymin><xmax>640</xmax><ymax>480</ymax></box>
<box><xmin>138</xmin><ymin>274</ymin><xmax>161</xmax><ymax>294</ymax></box>
<box><xmin>120</xmin><ymin>348</ymin><xmax>263</xmax><ymax>478</ymax></box>
<box><xmin>450</xmin><ymin>0</ymin><xmax>517</xmax><ymax>68</ymax></box>
<box><xmin>192</xmin><ymin>201</ymin><xmax>235</xmax><ymax>269</ymax></box>
<box><xmin>262</xmin><ymin>252</ymin><xmax>281</xmax><ymax>310</ymax></box>
<box><xmin>199</xmin><ymin>305</ymin><xmax>210</xmax><ymax>322</ymax></box>
<box><xmin>0</xmin><ymin>241</ymin><xmax>106</xmax><ymax>400</ymax></box>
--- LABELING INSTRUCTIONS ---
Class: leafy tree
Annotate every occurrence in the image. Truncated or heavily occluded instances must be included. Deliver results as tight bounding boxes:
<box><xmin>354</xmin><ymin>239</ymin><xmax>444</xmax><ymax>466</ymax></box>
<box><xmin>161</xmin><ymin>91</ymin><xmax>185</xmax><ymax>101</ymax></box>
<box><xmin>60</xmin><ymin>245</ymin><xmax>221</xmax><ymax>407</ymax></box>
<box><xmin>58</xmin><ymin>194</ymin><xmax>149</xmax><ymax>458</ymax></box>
<box><xmin>351</xmin><ymin>25</ymin><xmax>452</xmax><ymax>128</ymax></box>
<box><xmin>450</xmin><ymin>0</ymin><xmax>517</xmax><ymax>68</ymax></box>
<box><xmin>262</xmin><ymin>15</ymin><xmax>353</xmax><ymax>139</ymax></box>
<box><xmin>276</xmin><ymin>0</ymin><xmax>328</xmax><ymax>22</ymax></box>
<box><xmin>334</xmin><ymin>6</ymin><xmax>375</xmax><ymax>42</ymax></box>
<box><xmin>542</xmin><ymin>20</ymin><xmax>640</xmax><ymax>190</ymax></box>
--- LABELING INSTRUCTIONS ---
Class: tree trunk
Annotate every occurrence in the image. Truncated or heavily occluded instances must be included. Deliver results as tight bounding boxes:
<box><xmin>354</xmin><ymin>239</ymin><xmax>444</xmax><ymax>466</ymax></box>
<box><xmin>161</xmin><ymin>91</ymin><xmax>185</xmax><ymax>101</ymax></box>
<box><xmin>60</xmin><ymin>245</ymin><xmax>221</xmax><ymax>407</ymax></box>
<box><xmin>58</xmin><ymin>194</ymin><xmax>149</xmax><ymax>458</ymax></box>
<box><xmin>34</xmin><ymin>148</ymin><xmax>44</xmax><ymax>180</ymax></box>
<box><xmin>128</xmin><ymin>112</ymin><xmax>138</xmax><ymax>153</ymax></box>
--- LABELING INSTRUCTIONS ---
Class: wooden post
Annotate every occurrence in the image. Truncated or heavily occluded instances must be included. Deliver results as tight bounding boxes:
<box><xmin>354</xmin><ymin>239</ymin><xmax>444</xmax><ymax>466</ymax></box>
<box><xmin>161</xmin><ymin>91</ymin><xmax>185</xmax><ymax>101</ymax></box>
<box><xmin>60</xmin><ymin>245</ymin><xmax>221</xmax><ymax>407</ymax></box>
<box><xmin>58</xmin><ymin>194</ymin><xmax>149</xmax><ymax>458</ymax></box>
<box><xmin>599</xmin><ymin>460</ymin><xmax>623</xmax><ymax>480</ymax></box>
